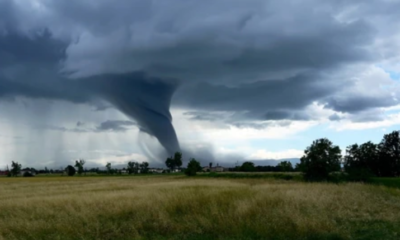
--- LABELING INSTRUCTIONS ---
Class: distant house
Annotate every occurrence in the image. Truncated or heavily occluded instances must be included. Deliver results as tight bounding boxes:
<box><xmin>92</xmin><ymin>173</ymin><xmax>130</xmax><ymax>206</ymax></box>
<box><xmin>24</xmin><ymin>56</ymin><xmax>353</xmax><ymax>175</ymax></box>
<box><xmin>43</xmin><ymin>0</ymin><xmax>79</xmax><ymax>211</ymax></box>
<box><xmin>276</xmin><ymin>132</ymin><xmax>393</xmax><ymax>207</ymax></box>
<box><xmin>0</xmin><ymin>170</ymin><xmax>9</xmax><ymax>176</ymax></box>
<box><xmin>203</xmin><ymin>164</ymin><xmax>226</xmax><ymax>172</ymax></box>
<box><xmin>149</xmin><ymin>168</ymin><xmax>164</xmax><ymax>174</ymax></box>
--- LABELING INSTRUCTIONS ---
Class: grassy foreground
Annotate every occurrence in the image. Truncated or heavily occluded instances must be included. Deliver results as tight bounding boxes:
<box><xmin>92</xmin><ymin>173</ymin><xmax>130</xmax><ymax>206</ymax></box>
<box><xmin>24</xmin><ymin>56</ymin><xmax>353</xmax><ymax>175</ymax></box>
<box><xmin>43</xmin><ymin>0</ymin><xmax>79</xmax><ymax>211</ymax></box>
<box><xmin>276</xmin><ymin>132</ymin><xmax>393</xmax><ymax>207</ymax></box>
<box><xmin>0</xmin><ymin>175</ymin><xmax>400</xmax><ymax>240</ymax></box>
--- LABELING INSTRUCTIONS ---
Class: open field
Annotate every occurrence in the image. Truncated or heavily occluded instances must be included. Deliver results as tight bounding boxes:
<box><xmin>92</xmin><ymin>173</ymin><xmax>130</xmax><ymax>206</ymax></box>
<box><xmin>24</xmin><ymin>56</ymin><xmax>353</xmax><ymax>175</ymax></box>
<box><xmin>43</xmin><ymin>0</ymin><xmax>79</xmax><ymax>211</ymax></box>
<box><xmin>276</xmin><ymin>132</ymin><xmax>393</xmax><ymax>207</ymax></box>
<box><xmin>1</xmin><ymin>175</ymin><xmax>400</xmax><ymax>240</ymax></box>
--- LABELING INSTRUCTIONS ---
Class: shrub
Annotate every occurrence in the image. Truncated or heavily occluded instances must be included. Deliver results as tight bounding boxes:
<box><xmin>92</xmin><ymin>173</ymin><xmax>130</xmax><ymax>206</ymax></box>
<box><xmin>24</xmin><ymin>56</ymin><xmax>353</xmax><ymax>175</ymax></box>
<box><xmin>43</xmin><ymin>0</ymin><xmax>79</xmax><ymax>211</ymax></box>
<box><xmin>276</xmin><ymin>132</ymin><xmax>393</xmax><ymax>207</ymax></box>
<box><xmin>185</xmin><ymin>158</ymin><xmax>202</xmax><ymax>176</ymax></box>
<box><xmin>346</xmin><ymin>168</ymin><xmax>374</xmax><ymax>182</ymax></box>
<box><xmin>277</xmin><ymin>161</ymin><xmax>294</xmax><ymax>172</ymax></box>
<box><xmin>328</xmin><ymin>172</ymin><xmax>347</xmax><ymax>183</ymax></box>
<box><xmin>240</xmin><ymin>162</ymin><xmax>255</xmax><ymax>172</ymax></box>
<box><xmin>23</xmin><ymin>172</ymin><xmax>34</xmax><ymax>177</ymax></box>
<box><xmin>65</xmin><ymin>165</ymin><xmax>76</xmax><ymax>176</ymax></box>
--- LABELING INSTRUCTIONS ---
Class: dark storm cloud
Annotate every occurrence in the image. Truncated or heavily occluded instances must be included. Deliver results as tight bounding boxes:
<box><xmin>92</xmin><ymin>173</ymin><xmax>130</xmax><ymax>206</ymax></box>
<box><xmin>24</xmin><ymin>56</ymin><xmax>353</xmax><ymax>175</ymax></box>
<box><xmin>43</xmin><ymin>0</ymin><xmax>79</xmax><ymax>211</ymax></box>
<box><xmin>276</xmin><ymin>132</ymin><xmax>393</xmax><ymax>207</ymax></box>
<box><xmin>96</xmin><ymin>120</ymin><xmax>136</xmax><ymax>132</ymax></box>
<box><xmin>348</xmin><ymin>110</ymin><xmax>386</xmax><ymax>123</ymax></box>
<box><xmin>0</xmin><ymin>30</ymin><xmax>92</xmax><ymax>103</ymax></box>
<box><xmin>325</xmin><ymin>95</ymin><xmax>398</xmax><ymax>113</ymax></box>
<box><xmin>53</xmin><ymin>0</ymin><xmax>377</xmax><ymax>83</ymax></box>
<box><xmin>174</xmin><ymin>74</ymin><xmax>337</xmax><ymax>121</ymax></box>
<box><xmin>0</xmin><ymin>0</ymin><xmax>399</xmax><ymax>142</ymax></box>
<box><xmin>183</xmin><ymin>112</ymin><xmax>226</xmax><ymax>122</ymax></box>
<box><xmin>231</xmin><ymin>121</ymin><xmax>292</xmax><ymax>130</ymax></box>
<box><xmin>222</xmin><ymin>19</ymin><xmax>373</xmax><ymax>71</ymax></box>
<box><xmin>0</xmin><ymin>28</ymin><xmax>180</xmax><ymax>155</ymax></box>
<box><xmin>329</xmin><ymin>114</ymin><xmax>342</xmax><ymax>121</ymax></box>
<box><xmin>0</xmin><ymin>29</ymin><xmax>64</xmax><ymax>66</ymax></box>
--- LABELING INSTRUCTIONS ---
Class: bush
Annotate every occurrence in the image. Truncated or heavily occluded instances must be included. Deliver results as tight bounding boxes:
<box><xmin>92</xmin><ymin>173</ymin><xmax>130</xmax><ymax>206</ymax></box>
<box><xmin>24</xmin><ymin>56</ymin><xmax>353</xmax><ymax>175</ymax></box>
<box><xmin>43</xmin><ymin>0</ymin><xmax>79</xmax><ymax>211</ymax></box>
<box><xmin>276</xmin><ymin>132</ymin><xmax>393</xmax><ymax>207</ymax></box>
<box><xmin>240</xmin><ymin>161</ymin><xmax>255</xmax><ymax>172</ymax></box>
<box><xmin>275</xmin><ymin>174</ymin><xmax>294</xmax><ymax>181</ymax></box>
<box><xmin>346</xmin><ymin>168</ymin><xmax>374</xmax><ymax>182</ymax></box>
<box><xmin>327</xmin><ymin>172</ymin><xmax>347</xmax><ymax>183</ymax></box>
<box><xmin>65</xmin><ymin>165</ymin><xmax>76</xmax><ymax>176</ymax></box>
<box><xmin>23</xmin><ymin>172</ymin><xmax>34</xmax><ymax>177</ymax></box>
<box><xmin>185</xmin><ymin>158</ymin><xmax>202</xmax><ymax>176</ymax></box>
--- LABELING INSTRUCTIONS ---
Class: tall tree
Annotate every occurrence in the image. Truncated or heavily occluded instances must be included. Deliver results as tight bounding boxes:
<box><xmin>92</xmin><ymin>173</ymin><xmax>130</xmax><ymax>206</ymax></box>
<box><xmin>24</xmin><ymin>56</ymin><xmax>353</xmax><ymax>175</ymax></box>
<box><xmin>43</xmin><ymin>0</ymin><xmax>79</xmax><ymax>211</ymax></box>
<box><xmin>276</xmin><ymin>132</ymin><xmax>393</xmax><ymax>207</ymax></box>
<box><xmin>74</xmin><ymin>159</ymin><xmax>85</xmax><ymax>175</ymax></box>
<box><xmin>299</xmin><ymin>138</ymin><xmax>342</xmax><ymax>181</ymax></box>
<box><xmin>140</xmin><ymin>162</ymin><xmax>149</xmax><ymax>174</ymax></box>
<box><xmin>10</xmin><ymin>161</ymin><xmax>21</xmax><ymax>177</ymax></box>
<box><xmin>165</xmin><ymin>152</ymin><xmax>183</xmax><ymax>171</ymax></box>
<box><xmin>174</xmin><ymin>152</ymin><xmax>183</xmax><ymax>169</ymax></box>
<box><xmin>378</xmin><ymin>131</ymin><xmax>400</xmax><ymax>177</ymax></box>
<box><xmin>344</xmin><ymin>142</ymin><xmax>379</xmax><ymax>179</ymax></box>
<box><xmin>127</xmin><ymin>161</ymin><xmax>136</xmax><ymax>174</ymax></box>
<box><xmin>106</xmin><ymin>162</ymin><xmax>112</xmax><ymax>174</ymax></box>
<box><xmin>165</xmin><ymin>157</ymin><xmax>174</xmax><ymax>171</ymax></box>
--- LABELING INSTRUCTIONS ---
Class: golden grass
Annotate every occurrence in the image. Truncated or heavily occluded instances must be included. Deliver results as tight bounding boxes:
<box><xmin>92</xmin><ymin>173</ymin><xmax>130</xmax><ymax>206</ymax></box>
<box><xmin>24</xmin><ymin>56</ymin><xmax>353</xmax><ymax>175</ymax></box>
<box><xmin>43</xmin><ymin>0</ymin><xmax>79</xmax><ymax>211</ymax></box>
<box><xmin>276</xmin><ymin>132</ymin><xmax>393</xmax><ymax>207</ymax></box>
<box><xmin>0</xmin><ymin>175</ymin><xmax>399</xmax><ymax>240</ymax></box>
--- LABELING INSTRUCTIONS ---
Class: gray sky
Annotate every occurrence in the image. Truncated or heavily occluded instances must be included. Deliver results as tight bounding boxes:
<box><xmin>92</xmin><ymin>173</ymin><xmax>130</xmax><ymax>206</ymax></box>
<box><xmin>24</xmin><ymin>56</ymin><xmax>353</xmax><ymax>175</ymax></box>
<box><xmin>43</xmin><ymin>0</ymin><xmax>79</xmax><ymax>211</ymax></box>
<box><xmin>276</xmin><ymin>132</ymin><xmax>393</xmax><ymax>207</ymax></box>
<box><xmin>0</xmin><ymin>0</ymin><xmax>400</xmax><ymax>169</ymax></box>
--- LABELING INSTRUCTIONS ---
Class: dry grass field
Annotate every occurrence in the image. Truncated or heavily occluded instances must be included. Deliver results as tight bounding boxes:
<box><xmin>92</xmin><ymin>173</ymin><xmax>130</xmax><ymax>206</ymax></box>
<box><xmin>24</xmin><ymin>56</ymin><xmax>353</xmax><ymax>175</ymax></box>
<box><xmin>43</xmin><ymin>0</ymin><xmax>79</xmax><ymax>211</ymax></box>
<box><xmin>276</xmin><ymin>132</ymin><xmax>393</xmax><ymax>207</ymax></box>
<box><xmin>0</xmin><ymin>175</ymin><xmax>399</xmax><ymax>240</ymax></box>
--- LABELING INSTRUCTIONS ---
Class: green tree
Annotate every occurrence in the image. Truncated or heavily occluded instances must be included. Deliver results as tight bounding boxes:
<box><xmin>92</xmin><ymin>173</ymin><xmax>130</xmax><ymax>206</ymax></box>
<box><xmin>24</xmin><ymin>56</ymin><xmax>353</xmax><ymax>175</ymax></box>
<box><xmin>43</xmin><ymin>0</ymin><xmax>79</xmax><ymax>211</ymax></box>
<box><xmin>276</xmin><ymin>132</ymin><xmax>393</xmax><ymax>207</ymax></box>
<box><xmin>140</xmin><ymin>162</ymin><xmax>149</xmax><ymax>174</ymax></box>
<box><xmin>185</xmin><ymin>158</ymin><xmax>202</xmax><ymax>176</ymax></box>
<box><xmin>10</xmin><ymin>161</ymin><xmax>21</xmax><ymax>177</ymax></box>
<box><xmin>174</xmin><ymin>152</ymin><xmax>183</xmax><ymax>169</ymax></box>
<box><xmin>65</xmin><ymin>165</ymin><xmax>76</xmax><ymax>176</ymax></box>
<box><xmin>378</xmin><ymin>130</ymin><xmax>400</xmax><ymax>177</ymax></box>
<box><xmin>277</xmin><ymin>161</ymin><xmax>294</xmax><ymax>172</ymax></box>
<box><xmin>299</xmin><ymin>138</ymin><xmax>342</xmax><ymax>181</ymax></box>
<box><xmin>106</xmin><ymin>162</ymin><xmax>112</xmax><ymax>174</ymax></box>
<box><xmin>74</xmin><ymin>159</ymin><xmax>85</xmax><ymax>175</ymax></box>
<box><xmin>127</xmin><ymin>161</ymin><xmax>136</xmax><ymax>174</ymax></box>
<box><xmin>6</xmin><ymin>165</ymin><xmax>11</xmax><ymax>177</ymax></box>
<box><xmin>165</xmin><ymin>152</ymin><xmax>183</xmax><ymax>171</ymax></box>
<box><xmin>240</xmin><ymin>161</ymin><xmax>255</xmax><ymax>172</ymax></box>
<box><xmin>294</xmin><ymin>163</ymin><xmax>302</xmax><ymax>172</ymax></box>
<box><xmin>344</xmin><ymin>142</ymin><xmax>378</xmax><ymax>181</ymax></box>
<box><xmin>165</xmin><ymin>157</ymin><xmax>174</xmax><ymax>171</ymax></box>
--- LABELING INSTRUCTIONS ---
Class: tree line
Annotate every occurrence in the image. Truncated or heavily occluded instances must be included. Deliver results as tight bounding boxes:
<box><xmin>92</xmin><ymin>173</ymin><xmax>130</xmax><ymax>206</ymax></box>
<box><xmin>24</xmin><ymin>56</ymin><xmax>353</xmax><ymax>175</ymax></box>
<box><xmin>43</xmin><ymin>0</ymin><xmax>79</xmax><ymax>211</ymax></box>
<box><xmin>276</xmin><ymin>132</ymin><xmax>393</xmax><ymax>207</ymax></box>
<box><xmin>215</xmin><ymin>130</ymin><xmax>400</xmax><ymax>182</ymax></box>
<box><xmin>2</xmin><ymin>159</ymin><xmax>151</xmax><ymax>177</ymax></box>
<box><xmin>3</xmin><ymin>130</ymin><xmax>398</xmax><ymax>180</ymax></box>
<box><xmin>230</xmin><ymin>161</ymin><xmax>295</xmax><ymax>172</ymax></box>
<box><xmin>64</xmin><ymin>160</ymin><xmax>151</xmax><ymax>176</ymax></box>
<box><xmin>298</xmin><ymin>130</ymin><xmax>399</xmax><ymax>181</ymax></box>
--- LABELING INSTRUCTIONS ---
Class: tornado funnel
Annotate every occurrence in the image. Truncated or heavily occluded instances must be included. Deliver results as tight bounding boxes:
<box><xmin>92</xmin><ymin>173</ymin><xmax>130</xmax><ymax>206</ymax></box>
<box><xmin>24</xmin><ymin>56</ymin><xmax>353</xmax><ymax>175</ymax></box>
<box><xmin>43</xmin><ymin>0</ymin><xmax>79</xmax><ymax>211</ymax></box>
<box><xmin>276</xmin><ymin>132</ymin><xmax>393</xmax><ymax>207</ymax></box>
<box><xmin>95</xmin><ymin>72</ymin><xmax>180</xmax><ymax>156</ymax></box>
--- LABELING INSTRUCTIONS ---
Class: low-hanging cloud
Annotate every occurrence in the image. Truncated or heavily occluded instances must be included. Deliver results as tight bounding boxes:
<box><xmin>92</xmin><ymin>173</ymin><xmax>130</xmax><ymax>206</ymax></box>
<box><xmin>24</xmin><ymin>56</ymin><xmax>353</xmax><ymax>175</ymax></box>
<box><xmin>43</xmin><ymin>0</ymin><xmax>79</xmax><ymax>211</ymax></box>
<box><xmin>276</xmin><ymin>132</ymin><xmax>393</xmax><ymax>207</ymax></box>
<box><xmin>96</xmin><ymin>120</ymin><xmax>136</xmax><ymax>132</ymax></box>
